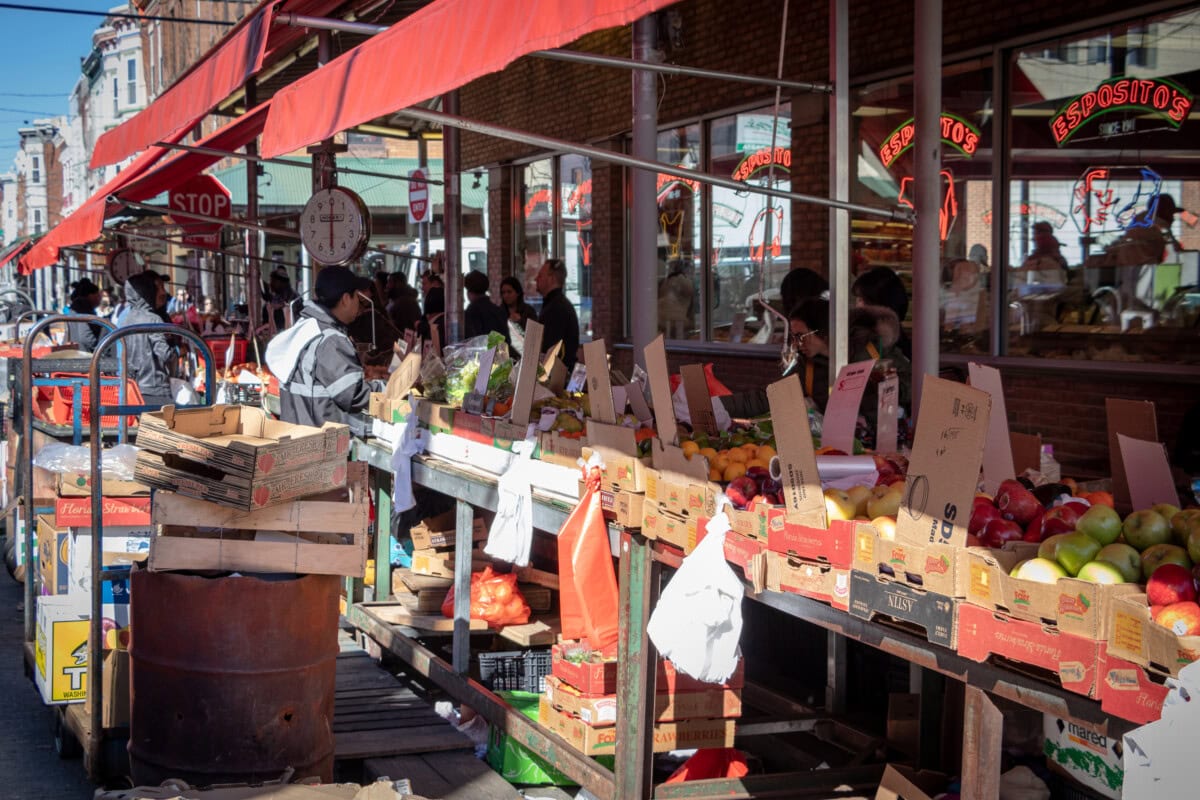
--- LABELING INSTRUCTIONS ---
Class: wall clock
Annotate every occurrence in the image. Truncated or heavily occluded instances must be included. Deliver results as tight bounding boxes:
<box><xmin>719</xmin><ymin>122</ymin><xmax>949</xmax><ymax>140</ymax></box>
<box><xmin>300</xmin><ymin>186</ymin><xmax>371</xmax><ymax>266</ymax></box>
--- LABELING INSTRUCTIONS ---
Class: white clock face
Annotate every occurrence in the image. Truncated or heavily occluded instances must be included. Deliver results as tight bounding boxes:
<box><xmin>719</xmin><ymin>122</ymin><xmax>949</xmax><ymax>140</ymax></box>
<box><xmin>109</xmin><ymin>249</ymin><xmax>140</xmax><ymax>284</ymax></box>
<box><xmin>300</xmin><ymin>187</ymin><xmax>371</xmax><ymax>266</ymax></box>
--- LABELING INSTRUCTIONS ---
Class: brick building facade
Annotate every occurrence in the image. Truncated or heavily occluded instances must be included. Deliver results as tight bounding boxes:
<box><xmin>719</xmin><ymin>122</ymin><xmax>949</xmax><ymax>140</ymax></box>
<box><xmin>456</xmin><ymin>0</ymin><xmax>1200</xmax><ymax>477</ymax></box>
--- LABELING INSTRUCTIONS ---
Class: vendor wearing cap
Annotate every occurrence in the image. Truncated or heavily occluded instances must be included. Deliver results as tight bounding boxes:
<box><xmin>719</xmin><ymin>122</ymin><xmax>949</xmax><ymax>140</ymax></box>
<box><xmin>66</xmin><ymin>277</ymin><xmax>103</xmax><ymax>352</ymax></box>
<box><xmin>266</xmin><ymin>266</ymin><xmax>372</xmax><ymax>434</ymax></box>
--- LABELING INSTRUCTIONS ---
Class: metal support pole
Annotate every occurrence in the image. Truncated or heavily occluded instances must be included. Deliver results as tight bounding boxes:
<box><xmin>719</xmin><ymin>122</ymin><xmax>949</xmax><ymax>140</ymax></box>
<box><xmin>615</xmin><ymin>533</ymin><xmax>655</xmax><ymax>800</ymax></box>
<box><xmin>911</xmin><ymin>0</ymin><xmax>943</xmax><ymax>412</ymax></box>
<box><xmin>452</xmin><ymin>499</ymin><xmax>473</xmax><ymax>674</ymax></box>
<box><xmin>825</xmin><ymin>630</ymin><xmax>847</xmax><ymax>714</ymax></box>
<box><xmin>245</xmin><ymin>78</ymin><xmax>262</xmax><ymax>341</ymax></box>
<box><xmin>828</xmin><ymin>0</ymin><xmax>851</xmax><ymax>379</ymax></box>
<box><xmin>443</xmin><ymin>91</ymin><xmax>463</xmax><ymax>344</ymax></box>
<box><xmin>417</xmin><ymin>137</ymin><xmax>429</xmax><ymax>261</ymax></box>
<box><xmin>373</xmin><ymin>481</ymin><xmax>391</xmax><ymax>602</ymax></box>
<box><xmin>630</xmin><ymin>14</ymin><xmax>659</xmax><ymax>369</ymax></box>
<box><xmin>989</xmin><ymin>50</ymin><xmax>1010</xmax><ymax>357</ymax></box>
<box><xmin>961</xmin><ymin>686</ymin><xmax>1002</xmax><ymax>800</ymax></box>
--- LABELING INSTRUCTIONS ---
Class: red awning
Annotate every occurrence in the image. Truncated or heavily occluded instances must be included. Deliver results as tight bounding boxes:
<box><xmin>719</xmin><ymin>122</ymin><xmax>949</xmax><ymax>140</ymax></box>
<box><xmin>115</xmin><ymin>102</ymin><xmax>272</xmax><ymax>203</ymax></box>
<box><xmin>89</xmin><ymin>1</ymin><xmax>274</xmax><ymax>169</ymax></box>
<box><xmin>260</xmin><ymin>0</ymin><xmax>681</xmax><ymax>159</ymax></box>
<box><xmin>19</xmin><ymin>128</ymin><xmax>194</xmax><ymax>274</ymax></box>
<box><xmin>0</xmin><ymin>240</ymin><xmax>29</xmax><ymax>269</ymax></box>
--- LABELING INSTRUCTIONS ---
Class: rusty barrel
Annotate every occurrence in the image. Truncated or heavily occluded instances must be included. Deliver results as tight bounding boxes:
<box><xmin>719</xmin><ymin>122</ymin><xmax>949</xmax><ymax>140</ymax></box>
<box><xmin>128</xmin><ymin>569</ymin><xmax>339</xmax><ymax>785</ymax></box>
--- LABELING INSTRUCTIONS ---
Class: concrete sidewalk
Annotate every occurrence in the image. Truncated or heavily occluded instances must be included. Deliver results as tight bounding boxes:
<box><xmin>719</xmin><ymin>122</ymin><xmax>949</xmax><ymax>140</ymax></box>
<box><xmin>0</xmin><ymin>547</ymin><xmax>94</xmax><ymax>799</ymax></box>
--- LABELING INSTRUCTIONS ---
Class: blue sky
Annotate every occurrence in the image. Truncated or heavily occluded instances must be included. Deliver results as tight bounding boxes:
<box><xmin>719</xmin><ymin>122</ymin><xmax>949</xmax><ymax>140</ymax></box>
<box><xmin>0</xmin><ymin>2</ymin><xmax>123</xmax><ymax>171</ymax></box>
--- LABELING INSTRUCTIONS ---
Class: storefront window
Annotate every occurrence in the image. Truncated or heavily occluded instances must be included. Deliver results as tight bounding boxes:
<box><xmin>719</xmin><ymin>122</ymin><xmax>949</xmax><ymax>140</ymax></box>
<box><xmin>656</xmin><ymin>124</ymin><xmax>702</xmax><ymax>340</ymax></box>
<box><xmin>1006</xmin><ymin>8</ymin><xmax>1200</xmax><ymax>364</ymax></box>
<box><xmin>518</xmin><ymin>158</ymin><xmax>554</xmax><ymax>308</ymax></box>
<box><xmin>851</xmin><ymin>60</ymin><xmax>994</xmax><ymax>354</ymax></box>
<box><xmin>561</xmin><ymin>154</ymin><xmax>593</xmax><ymax>338</ymax></box>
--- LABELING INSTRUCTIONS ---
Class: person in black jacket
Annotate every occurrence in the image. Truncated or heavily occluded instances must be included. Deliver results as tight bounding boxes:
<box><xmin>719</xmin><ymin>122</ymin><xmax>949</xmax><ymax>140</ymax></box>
<box><xmin>463</xmin><ymin>270</ymin><xmax>509</xmax><ymax>342</ymax></box>
<box><xmin>266</xmin><ymin>266</ymin><xmax>372</xmax><ymax>436</ymax></box>
<box><xmin>535</xmin><ymin>258</ymin><xmax>579</xmax><ymax>369</ymax></box>
<box><xmin>66</xmin><ymin>278</ymin><xmax>103</xmax><ymax>352</ymax></box>
<box><xmin>499</xmin><ymin>276</ymin><xmax>537</xmax><ymax>330</ymax></box>
<box><xmin>120</xmin><ymin>271</ymin><xmax>174</xmax><ymax>409</ymax></box>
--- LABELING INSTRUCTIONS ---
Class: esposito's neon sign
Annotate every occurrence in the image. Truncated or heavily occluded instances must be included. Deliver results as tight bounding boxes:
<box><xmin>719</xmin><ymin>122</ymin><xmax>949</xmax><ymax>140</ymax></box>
<box><xmin>878</xmin><ymin>113</ymin><xmax>980</xmax><ymax>168</ymax></box>
<box><xmin>1050</xmin><ymin>76</ymin><xmax>1192</xmax><ymax>146</ymax></box>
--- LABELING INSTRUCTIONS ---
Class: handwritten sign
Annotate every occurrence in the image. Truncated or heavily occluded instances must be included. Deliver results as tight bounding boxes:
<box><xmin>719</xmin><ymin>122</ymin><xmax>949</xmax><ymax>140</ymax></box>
<box><xmin>822</xmin><ymin>359</ymin><xmax>876</xmax><ymax>454</ymax></box>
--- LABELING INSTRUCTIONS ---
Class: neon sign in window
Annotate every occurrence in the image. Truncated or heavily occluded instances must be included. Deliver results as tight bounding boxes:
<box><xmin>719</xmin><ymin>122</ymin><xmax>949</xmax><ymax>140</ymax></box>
<box><xmin>1069</xmin><ymin>166</ymin><xmax>1162</xmax><ymax>234</ymax></box>
<box><xmin>1050</xmin><ymin>77</ymin><xmax>1192</xmax><ymax>146</ymax></box>
<box><xmin>897</xmin><ymin>169</ymin><xmax>958</xmax><ymax>241</ymax></box>
<box><xmin>878</xmin><ymin>113</ymin><xmax>980</xmax><ymax>168</ymax></box>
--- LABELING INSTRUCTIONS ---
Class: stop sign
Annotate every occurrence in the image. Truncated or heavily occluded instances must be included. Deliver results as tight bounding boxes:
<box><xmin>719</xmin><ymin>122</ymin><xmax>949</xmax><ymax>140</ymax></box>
<box><xmin>408</xmin><ymin>168</ymin><xmax>429</xmax><ymax>224</ymax></box>
<box><xmin>169</xmin><ymin>175</ymin><xmax>232</xmax><ymax>245</ymax></box>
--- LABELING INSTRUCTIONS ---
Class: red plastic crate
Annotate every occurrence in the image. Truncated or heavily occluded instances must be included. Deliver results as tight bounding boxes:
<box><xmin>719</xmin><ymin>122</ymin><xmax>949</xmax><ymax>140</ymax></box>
<box><xmin>50</xmin><ymin>373</ymin><xmax>143</xmax><ymax>428</ymax></box>
<box><xmin>204</xmin><ymin>335</ymin><xmax>249</xmax><ymax>368</ymax></box>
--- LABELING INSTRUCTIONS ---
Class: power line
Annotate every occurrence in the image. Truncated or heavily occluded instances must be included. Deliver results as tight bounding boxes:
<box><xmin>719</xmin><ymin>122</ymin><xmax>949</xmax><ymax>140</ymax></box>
<box><xmin>0</xmin><ymin>3</ymin><xmax>236</xmax><ymax>25</ymax></box>
<box><xmin>0</xmin><ymin>92</ymin><xmax>65</xmax><ymax>98</ymax></box>
<box><xmin>0</xmin><ymin>107</ymin><xmax>62</xmax><ymax>116</ymax></box>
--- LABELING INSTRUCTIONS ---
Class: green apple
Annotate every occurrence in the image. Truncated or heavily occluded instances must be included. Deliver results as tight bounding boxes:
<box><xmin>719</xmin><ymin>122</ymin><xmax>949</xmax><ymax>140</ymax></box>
<box><xmin>1009</xmin><ymin>559</ymin><xmax>1029</xmax><ymax>578</ymax></box>
<box><xmin>1052</xmin><ymin>532</ymin><xmax>1103</xmax><ymax>577</ymax></box>
<box><xmin>1015</xmin><ymin>558</ymin><xmax>1068</xmax><ymax>584</ymax></box>
<box><xmin>824</xmin><ymin>489</ymin><xmax>857</xmax><ymax>522</ymax></box>
<box><xmin>1152</xmin><ymin>503</ymin><xmax>1181</xmax><ymax>522</ymax></box>
<box><xmin>1140</xmin><ymin>543</ymin><xmax>1193</xmax><ymax>581</ymax></box>
<box><xmin>1186</xmin><ymin>526</ymin><xmax>1200</xmax><ymax>566</ymax></box>
<box><xmin>1171</xmin><ymin>509</ymin><xmax>1200</xmax><ymax>546</ymax></box>
<box><xmin>1076</xmin><ymin>561</ymin><xmax>1128</xmax><ymax>584</ymax></box>
<box><xmin>1038</xmin><ymin>533</ymin><xmax>1069</xmax><ymax>561</ymax></box>
<box><xmin>1095</xmin><ymin>543</ymin><xmax>1142</xmax><ymax>583</ymax></box>
<box><xmin>1076</xmin><ymin>505</ymin><xmax>1122</xmax><ymax>546</ymax></box>
<box><xmin>1122</xmin><ymin>510</ymin><xmax>1172</xmax><ymax>551</ymax></box>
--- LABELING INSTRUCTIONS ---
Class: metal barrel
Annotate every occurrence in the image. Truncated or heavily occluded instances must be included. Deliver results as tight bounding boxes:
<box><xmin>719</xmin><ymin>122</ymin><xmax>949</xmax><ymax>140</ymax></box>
<box><xmin>128</xmin><ymin>568</ymin><xmax>339</xmax><ymax>785</ymax></box>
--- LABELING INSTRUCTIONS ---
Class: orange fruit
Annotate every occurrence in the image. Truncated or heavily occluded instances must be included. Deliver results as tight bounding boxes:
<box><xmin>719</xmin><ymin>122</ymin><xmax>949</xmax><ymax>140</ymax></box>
<box><xmin>709</xmin><ymin>467</ymin><xmax>724</xmax><ymax>482</ymax></box>
<box><xmin>723</xmin><ymin>463</ymin><xmax>747</xmax><ymax>481</ymax></box>
<box><xmin>713</xmin><ymin>455</ymin><xmax>731</xmax><ymax>473</ymax></box>
<box><xmin>756</xmin><ymin>445</ymin><xmax>777</xmax><ymax>462</ymax></box>
<box><xmin>727</xmin><ymin>449</ymin><xmax>749</xmax><ymax>464</ymax></box>
<box><xmin>699</xmin><ymin>447</ymin><xmax>719</xmax><ymax>462</ymax></box>
<box><xmin>747</xmin><ymin>458</ymin><xmax>769</xmax><ymax>471</ymax></box>
<box><xmin>681</xmin><ymin>440</ymin><xmax>700</xmax><ymax>459</ymax></box>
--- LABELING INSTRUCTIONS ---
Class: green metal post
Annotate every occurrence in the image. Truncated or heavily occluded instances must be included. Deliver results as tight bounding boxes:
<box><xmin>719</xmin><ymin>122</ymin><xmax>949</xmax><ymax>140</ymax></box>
<box><xmin>373</xmin><ymin>482</ymin><xmax>392</xmax><ymax>602</ymax></box>
<box><xmin>615</xmin><ymin>531</ymin><xmax>655</xmax><ymax>800</ymax></box>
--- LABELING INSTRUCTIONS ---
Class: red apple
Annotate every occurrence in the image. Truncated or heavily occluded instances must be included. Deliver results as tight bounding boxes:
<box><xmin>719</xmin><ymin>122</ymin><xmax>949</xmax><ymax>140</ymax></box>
<box><xmin>1147</xmin><ymin>564</ymin><xmax>1197</xmax><ymax>606</ymax></box>
<box><xmin>1063</xmin><ymin>501</ymin><xmax>1091</xmax><ymax>517</ymax></box>
<box><xmin>996</xmin><ymin>479</ymin><xmax>1042</xmax><ymax>526</ymax></box>
<box><xmin>1151</xmin><ymin>604</ymin><xmax>1165</xmax><ymax>622</ymax></box>
<box><xmin>970</xmin><ymin>500</ymin><xmax>1003</xmax><ymax>536</ymax></box>
<box><xmin>726</xmin><ymin>476</ymin><xmax>758</xmax><ymax>510</ymax></box>
<box><xmin>1023</xmin><ymin>509</ymin><xmax>1047</xmax><ymax>543</ymax></box>
<box><xmin>981</xmin><ymin>518</ymin><xmax>1024</xmax><ymax>549</ymax></box>
<box><xmin>1155</xmin><ymin>601</ymin><xmax>1200</xmax><ymax>637</ymax></box>
<box><xmin>1041</xmin><ymin>505</ymin><xmax>1082</xmax><ymax>536</ymax></box>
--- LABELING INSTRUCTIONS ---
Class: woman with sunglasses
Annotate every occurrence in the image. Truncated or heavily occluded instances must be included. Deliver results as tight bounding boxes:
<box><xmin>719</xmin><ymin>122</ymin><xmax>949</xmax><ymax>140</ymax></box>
<box><xmin>783</xmin><ymin>297</ymin><xmax>831</xmax><ymax>412</ymax></box>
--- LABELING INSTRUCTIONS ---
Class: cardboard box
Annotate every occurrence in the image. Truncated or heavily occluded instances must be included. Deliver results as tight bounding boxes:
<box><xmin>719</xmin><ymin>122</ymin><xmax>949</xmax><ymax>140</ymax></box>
<box><xmin>874</xmin><ymin>765</ymin><xmax>950</xmax><ymax>800</ymax></box>
<box><xmin>1043</xmin><ymin>714</ymin><xmax>1122</xmax><ymax>800</ymax></box>
<box><xmin>37</xmin><ymin>515</ymin><xmax>71</xmax><ymax>595</ymax></box>
<box><xmin>409</xmin><ymin>510</ymin><xmax>488</xmax><ymax>550</ymax></box>
<box><xmin>588</xmin><ymin>483</ymin><xmax>645</xmax><ymax>529</ymax></box>
<box><xmin>34</xmin><ymin>594</ymin><xmax>89</xmax><ymax>705</ymax></box>
<box><xmin>410</xmin><ymin>548</ymin><xmax>491</xmax><ymax>579</ymax></box>
<box><xmin>538</xmin><ymin>696</ymin><xmax>735</xmax><ymax>756</ymax></box>
<box><xmin>1099</xmin><ymin>645</ymin><xmax>1167</xmax><ymax>725</ymax></box>
<box><xmin>768</xmin><ymin>518</ymin><xmax>863</xmax><ymax>568</ymax></box>
<box><xmin>543</xmin><ymin>675</ymin><xmax>742</xmax><ymax>727</ymax></box>
<box><xmin>418</xmin><ymin>400</ymin><xmax>456</xmax><ymax>433</ymax></box>
<box><xmin>852</xmin><ymin>524</ymin><xmax>968</xmax><ymax>598</ymax></box>
<box><xmin>54</xmin><ymin>494</ymin><xmax>152</xmax><ymax>527</ymax></box>
<box><xmin>583</xmin><ymin>421</ymin><xmax>650</xmax><ymax>492</ymax></box>
<box><xmin>641</xmin><ymin>504</ymin><xmax>699</xmax><ymax>553</ymax></box>
<box><xmin>134</xmin><ymin>405</ymin><xmax>350</xmax><ymax>510</ymax></box>
<box><xmin>550</xmin><ymin>644</ymin><xmax>744</xmax><ymax>696</ymax></box>
<box><xmin>56</xmin><ymin>472</ymin><xmax>150</xmax><ymax>497</ymax></box>
<box><xmin>957</xmin><ymin>602</ymin><xmax>1101</xmax><ymax>698</ymax></box>
<box><xmin>149</xmin><ymin>462</ymin><xmax>370</xmax><ymax>578</ymax></box>
<box><xmin>538</xmin><ymin>430</ymin><xmax>585</xmax><ymax>468</ymax></box>
<box><xmin>1107</xmin><ymin>591</ymin><xmax>1200</xmax><ymax>678</ymax></box>
<box><xmin>39</xmin><ymin>515</ymin><xmax>151</xmax><ymax>597</ymax></box>
<box><xmin>644</xmin><ymin>466</ymin><xmax>719</xmax><ymax>519</ymax></box>
<box><xmin>848</xmin><ymin>570</ymin><xmax>958</xmax><ymax>648</ymax></box>
<box><xmin>450</xmin><ymin>411</ymin><xmax>493</xmax><ymax>445</ymax></box>
<box><xmin>696</xmin><ymin>519</ymin><xmax>767</xmax><ymax>586</ymax></box>
<box><xmin>965</xmin><ymin>546</ymin><xmax>1138</xmax><ymax>640</ymax></box>
<box><xmin>766</xmin><ymin>551</ymin><xmax>851</xmax><ymax>611</ymax></box>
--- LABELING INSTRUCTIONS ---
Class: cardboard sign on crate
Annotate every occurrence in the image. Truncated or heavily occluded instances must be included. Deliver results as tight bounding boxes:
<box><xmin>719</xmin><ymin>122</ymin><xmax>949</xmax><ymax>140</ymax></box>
<box><xmin>149</xmin><ymin>462</ymin><xmax>370</xmax><ymax>577</ymax></box>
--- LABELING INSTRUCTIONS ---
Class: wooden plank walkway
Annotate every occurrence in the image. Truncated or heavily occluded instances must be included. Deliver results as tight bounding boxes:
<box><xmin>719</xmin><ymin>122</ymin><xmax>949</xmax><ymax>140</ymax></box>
<box><xmin>363</xmin><ymin>751</ymin><xmax>524</xmax><ymax>800</ymax></box>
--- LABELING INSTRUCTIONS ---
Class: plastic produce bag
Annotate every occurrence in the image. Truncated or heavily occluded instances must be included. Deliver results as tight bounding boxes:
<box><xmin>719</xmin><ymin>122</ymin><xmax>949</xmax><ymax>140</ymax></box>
<box><xmin>484</xmin><ymin>439</ymin><xmax>536</xmax><ymax>566</ymax></box>
<box><xmin>33</xmin><ymin>443</ymin><xmax>139</xmax><ymax>480</ymax></box>
<box><xmin>557</xmin><ymin>463</ymin><xmax>619</xmax><ymax>650</ymax></box>
<box><xmin>391</xmin><ymin>396</ymin><xmax>429</xmax><ymax>514</ymax></box>
<box><xmin>663</xmin><ymin>749</ymin><xmax>750</xmax><ymax>784</ymax></box>
<box><xmin>646</xmin><ymin>510</ymin><xmax>744</xmax><ymax>683</ymax></box>
<box><xmin>440</xmin><ymin>332</ymin><xmax>510</xmax><ymax>407</ymax></box>
<box><xmin>441</xmin><ymin>566</ymin><xmax>530</xmax><ymax>628</ymax></box>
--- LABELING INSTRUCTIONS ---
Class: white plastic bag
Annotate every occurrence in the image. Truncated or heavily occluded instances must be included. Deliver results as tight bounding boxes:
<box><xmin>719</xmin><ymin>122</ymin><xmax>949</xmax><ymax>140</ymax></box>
<box><xmin>646</xmin><ymin>511</ymin><xmax>744</xmax><ymax>683</ymax></box>
<box><xmin>390</xmin><ymin>395</ymin><xmax>429</xmax><ymax>514</ymax></box>
<box><xmin>484</xmin><ymin>436</ymin><xmax>537</xmax><ymax>566</ymax></box>
<box><xmin>170</xmin><ymin>377</ymin><xmax>201</xmax><ymax>406</ymax></box>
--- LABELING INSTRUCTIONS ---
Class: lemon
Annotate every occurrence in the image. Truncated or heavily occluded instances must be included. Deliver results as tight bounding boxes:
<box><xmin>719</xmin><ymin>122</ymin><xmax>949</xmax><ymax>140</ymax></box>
<box><xmin>723</xmin><ymin>463</ymin><xmax>747</xmax><ymax>481</ymax></box>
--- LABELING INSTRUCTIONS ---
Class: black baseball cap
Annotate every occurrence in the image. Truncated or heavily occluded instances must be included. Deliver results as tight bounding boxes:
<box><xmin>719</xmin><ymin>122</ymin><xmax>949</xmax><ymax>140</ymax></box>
<box><xmin>315</xmin><ymin>266</ymin><xmax>373</xmax><ymax>305</ymax></box>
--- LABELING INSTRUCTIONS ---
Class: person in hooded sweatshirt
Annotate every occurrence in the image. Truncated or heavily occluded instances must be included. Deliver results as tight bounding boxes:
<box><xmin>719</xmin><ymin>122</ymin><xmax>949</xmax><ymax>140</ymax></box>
<box><xmin>66</xmin><ymin>278</ymin><xmax>104</xmax><ymax>352</ymax></box>
<box><xmin>266</xmin><ymin>266</ymin><xmax>372</xmax><ymax>436</ymax></box>
<box><xmin>120</xmin><ymin>270</ymin><xmax>174</xmax><ymax>409</ymax></box>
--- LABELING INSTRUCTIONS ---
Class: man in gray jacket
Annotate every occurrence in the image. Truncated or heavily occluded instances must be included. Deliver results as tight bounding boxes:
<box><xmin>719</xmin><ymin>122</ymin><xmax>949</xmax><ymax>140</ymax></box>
<box><xmin>119</xmin><ymin>271</ymin><xmax>174</xmax><ymax>409</ymax></box>
<box><xmin>266</xmin><ymin>266</ymin><xmax>372</xmax><ymax>435</ymax></box>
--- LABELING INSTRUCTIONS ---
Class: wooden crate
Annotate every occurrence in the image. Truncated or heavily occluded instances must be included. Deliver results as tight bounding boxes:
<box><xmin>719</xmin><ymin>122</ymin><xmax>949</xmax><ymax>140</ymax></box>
<box><xmin>148</xmin><ymin>462</ymin><xmax>369</xmax><ymax>577</ymax></box>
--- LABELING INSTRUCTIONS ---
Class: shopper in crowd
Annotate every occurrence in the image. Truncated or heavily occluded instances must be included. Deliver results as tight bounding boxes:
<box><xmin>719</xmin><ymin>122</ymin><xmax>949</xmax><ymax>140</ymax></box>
<box><xmin>386</xmin><ymin>271</ymin><xmax>423</xmax><ymax>334</ymax></box>
<box><xmin>499</xmin><ymin>276</ymin><xmax>537</xmax><ymax>330</ymax></box>
<box><xmin>200</xmin><ymin>297</ymin><xmax>231</xmax><ymax>336</ymax></box>
<box><xmin>65</xmin><ymin>278</ymin><xmax>103</xmax><ymax>353</ymax></box>
<box><xmin>120</xmin><ymin>271</ymin><xmax>175</xmax><ymax>409</ymax></box>
<box><xmin>779</xmin><ymin>267</ymin><xmax>829</xmax><ymax>317</ymax></box>
<box><xmin>167</xmin><ymin>288</ymin><xmax>193</xmax><ymax>315</ymax></box>
<box><xmin>266</xmin><ymin>267</ymin><xmax>299</xmax><ymax>331</ymax></box>
<box><xmin>852</xmin><ymin>266</ymin><xmax>912</xmax><ymax>359</ymax></box>
<box><xmin>783</xmin><ymin>297</ymin><xmax>830</xmax><ymax>412</ymax></box>
<box><xmin>266</xmin><ymin>266</ymin><xmax>372</xmax><ymax>435</ymax></box>
<box><xmin>657</xmin><ymin>258</ymin><xmax>695</xmax><ymax>339</ymax></box>
<box><xmin>463</xmin><ymin>270</ymin><xmax>509</xmax><ymax>342</ymax></box>
<box><xmin>97</xmin><ymin>289</ymin><xmax>113</xmax><ymax>320</ymax></box>
<box><xmin>536</xmin><ymin>257</ymin><xmax>579</xmax><ymax>369</ymax></box>
<box><xmin>848</xmin><ymin>304</ymin><xmax>913</xmax><ymax>443</ymax></box>
<box><xmin>1019</xmin><ymin>221</ymin><xmax>1069</xmax><ymax>286</ymax></box>
<box><xmin>418</xmin><ymin>271</ymin><xmax>446</xmax><ymax>348</ymax></box>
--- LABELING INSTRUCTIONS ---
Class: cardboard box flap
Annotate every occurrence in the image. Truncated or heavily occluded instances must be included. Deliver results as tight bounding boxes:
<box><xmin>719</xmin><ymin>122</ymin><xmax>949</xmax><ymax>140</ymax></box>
<box><xmin>155</xmin><ymin>403</ymin><xmax>241</xmax><ymax>436</ymax></box>
<box><xmin>510</xmin><ymin>320</ymin><xmax>544</xmax><ymax>425</ymax></box>
<box><xmin>968</xmin><ymin>362</ymin><xmax>1016</xmax><ymax>493</ymax></box>
<box><xmin>644</xmin><ymin>335</ymin><xmax>678</xmax><ymax>445</ymax></box>
<box><xmin>680</xmin><ymin>364</ymin><xmax>718</xmax><ymax>436</ymax></box>
<box><xmin>1106</xmin><ymin>398</ymin><xmax>1158</xmax><ymax>511</ymax></box>
<box><xmin>584</xmin><ymin>339</ymin><xmax>616</xmax><ymax>424</ymax></box>
<box><xmin>896</xmin><ymin>376</ymin><xmax>991</xmax><ymax>548</ymax></box>
<box><xmin>875</xmin><ymin>764</ymin><xmax>947</xmax><ymax>800</ymax></box>
<box><xmin>1010</xmin><ymin>432</ymin><xmax>1042</xmax><ymax>476</ymax></box>
<box><xmin>385</xmin><ymin>351</ymin><xmax>422</xmax><ymax>400</ymax></box>
<box><xmin>587</xmin><ymin>419</ymin><xmax>638</xmax><ymax>456</ymax></box>
<box><xmin>766</xmin><ymin>374</ymin><xmax>826</xmax><ymax>527</ymax></box>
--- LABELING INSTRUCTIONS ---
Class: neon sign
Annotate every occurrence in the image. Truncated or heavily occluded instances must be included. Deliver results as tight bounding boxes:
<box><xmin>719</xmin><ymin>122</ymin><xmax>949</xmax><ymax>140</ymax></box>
<box><xmin>732</xmin><ymin>146</ymin><xmax>791</xmax><ymax>182</ymax></box>
<box><xmin>878</xmin><ymin>113</ymin><xmax>980</xmax><ymax>168</ymax></box>
<box><xmin>656</xmin><ymin>171</ymin><xmax>700</xmax><ymax>203</ymax></box>
<box><xmin>1070</xmin><ymin>166</ymin><xmax>1162</xmax><ymax>234</ymax></box>
<box><xmin>523</xmin><ymin>188</ymin><xmax>551</xmax><ymax>218</ymax></box>
<box><xmin>1050</xmin><ymin>77</ymin><xmax>1192</xmax><ymax>146</ymax></box>
<box><xmin>982</xmin><ymin>203</ymin><xmax>1068</xmax><ymax>229</ymax></box>
<box><xmin>897</xmin><ymin>169</ymin><xmax>958</xmax><ymax>241</ymax></box>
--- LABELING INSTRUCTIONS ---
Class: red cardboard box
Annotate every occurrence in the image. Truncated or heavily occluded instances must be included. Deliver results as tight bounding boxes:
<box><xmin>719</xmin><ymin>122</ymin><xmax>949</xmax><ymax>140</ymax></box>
<box><xmin>543</xmin><ymin>675</ymin><xmax>742</xmax><ymax>727</ymax></box>
<box><xmin>957</xmin><ymin>602</ymin><xmax>1101</xmax><ymax>698</ymax></box>
<box><xmin>768</xmin><ymin>519</ymin><xmax>861</xmax><ymax>568</ymax></box>
<box><xmin>1098</xmin><ymin>645</ymin><xmax>1167</xmax><ymax>726</ymax></box>
<box><xmin>54</xmin><ymin>495</ymin><xmax>152</xmax><ymax>527</ymax></box>
<box><xmin>766</xmin><ymin>551</ymin><xmax>851</xmax><ymax>611</ymax></box>
<box><xmin>551</xmin><ymin>644</ymin><xmax>744</xmax><ymax>696</ymax></box>
<box><xmin>696</xmin><ymin>518</ymin><xmax>766</xmax><ymax>585</ymax></box>
<box><xmin>538</xmin><ymin>696</ymin><xmax>735</xmax><ymax>756</ymax></box>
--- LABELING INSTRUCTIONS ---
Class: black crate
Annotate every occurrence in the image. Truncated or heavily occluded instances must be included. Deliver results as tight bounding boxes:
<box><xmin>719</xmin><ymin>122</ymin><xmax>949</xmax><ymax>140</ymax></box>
<box><xmin>478</xmin><ymin>649</ymin><xmax>552</xmax><ymax>693</ymax></box>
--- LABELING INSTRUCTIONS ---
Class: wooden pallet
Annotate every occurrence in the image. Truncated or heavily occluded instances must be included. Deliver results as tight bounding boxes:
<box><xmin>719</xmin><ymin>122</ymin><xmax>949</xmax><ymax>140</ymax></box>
<box><xmin>364</xmin><ymin>751</ymin><xmax>523</xmax><ymax>800</ymax></box>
